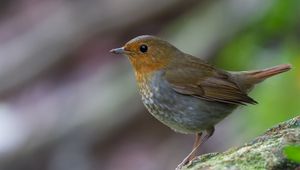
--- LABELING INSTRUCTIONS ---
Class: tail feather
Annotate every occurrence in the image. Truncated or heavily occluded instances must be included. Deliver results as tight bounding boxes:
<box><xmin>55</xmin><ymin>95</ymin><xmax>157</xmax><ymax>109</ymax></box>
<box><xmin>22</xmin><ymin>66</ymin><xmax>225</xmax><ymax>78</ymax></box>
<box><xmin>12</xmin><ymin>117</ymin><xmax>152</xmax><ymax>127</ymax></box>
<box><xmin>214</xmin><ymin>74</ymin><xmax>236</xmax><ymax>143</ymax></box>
<box><xmin>233</xmin><ymin>64</ymin><xmax>292</xmax><ymax>92</ymax></box>
<box><xmin>247</xmin><ymin>64</ymin><xmax>292</xmax><ymax>81</ymax></box>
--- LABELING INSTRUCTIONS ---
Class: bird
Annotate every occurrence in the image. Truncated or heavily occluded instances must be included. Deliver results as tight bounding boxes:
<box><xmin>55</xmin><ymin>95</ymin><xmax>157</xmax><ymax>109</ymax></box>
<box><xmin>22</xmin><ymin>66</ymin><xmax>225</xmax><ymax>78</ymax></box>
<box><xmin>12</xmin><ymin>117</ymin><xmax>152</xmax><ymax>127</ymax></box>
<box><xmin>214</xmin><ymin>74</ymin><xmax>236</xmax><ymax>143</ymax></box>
<box><xmin>110</xmin><ymin>35</ymin><xmax>291</xmax><ymax>169</ymax></box>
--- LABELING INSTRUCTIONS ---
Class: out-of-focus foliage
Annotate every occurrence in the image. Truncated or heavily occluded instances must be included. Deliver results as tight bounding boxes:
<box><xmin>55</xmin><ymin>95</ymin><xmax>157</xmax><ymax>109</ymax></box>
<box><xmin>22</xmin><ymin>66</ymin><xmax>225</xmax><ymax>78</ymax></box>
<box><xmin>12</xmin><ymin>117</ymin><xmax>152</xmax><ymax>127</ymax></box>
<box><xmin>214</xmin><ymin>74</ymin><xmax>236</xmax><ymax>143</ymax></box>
<box><xmin>215</xmin><ymin>0</ymin><xmax>300</xmax><ymax>137</ymax></box>
<box><xmin>284</xmin><ymin>145</ymin><xmax>300</xmax><ymax>163</ymax></box>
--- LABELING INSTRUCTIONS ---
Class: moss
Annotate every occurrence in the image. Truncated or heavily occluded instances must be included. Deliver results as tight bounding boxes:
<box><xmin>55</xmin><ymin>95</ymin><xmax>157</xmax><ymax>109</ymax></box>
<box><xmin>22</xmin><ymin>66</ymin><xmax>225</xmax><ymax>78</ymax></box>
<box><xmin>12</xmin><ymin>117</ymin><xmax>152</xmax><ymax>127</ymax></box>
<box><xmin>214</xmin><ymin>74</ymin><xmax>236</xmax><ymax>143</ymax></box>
<box><xmin>182</xmin><ymin>116</ymin><xmax>300</xmax><ymax>170</ymax></box>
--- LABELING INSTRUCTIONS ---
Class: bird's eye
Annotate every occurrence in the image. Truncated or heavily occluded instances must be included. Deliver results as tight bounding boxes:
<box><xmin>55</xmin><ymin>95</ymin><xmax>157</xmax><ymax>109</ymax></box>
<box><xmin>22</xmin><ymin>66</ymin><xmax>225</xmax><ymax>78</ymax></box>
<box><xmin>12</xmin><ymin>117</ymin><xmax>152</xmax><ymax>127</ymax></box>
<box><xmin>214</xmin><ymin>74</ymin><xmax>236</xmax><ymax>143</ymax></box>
<box><xmin>139</xmin><ymin>44</ymin><xmax>148</xmax><ymax>53</ymax></box>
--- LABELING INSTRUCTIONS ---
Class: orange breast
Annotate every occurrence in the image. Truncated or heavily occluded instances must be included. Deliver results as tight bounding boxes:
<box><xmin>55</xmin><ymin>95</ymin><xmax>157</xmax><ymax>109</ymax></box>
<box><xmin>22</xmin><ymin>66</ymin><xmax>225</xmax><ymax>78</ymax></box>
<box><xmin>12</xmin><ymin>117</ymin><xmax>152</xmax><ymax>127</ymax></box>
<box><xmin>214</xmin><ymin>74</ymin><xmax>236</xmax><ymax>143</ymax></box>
<box><xmin>129</xmin><ymin>55</ymin><xmax>169</xmax><ymax>82</ymax></box>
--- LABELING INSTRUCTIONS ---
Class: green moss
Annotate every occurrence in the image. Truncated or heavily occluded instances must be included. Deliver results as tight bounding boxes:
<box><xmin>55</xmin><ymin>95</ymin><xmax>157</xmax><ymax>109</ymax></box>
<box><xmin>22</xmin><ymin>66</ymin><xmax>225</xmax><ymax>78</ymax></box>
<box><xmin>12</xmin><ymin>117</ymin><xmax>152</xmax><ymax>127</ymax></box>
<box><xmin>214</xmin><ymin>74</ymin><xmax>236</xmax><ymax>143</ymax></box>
<box><xmin>182</xmin><ymin>116</ymin><xmax>300</xmax><ymax>170</ymax></box>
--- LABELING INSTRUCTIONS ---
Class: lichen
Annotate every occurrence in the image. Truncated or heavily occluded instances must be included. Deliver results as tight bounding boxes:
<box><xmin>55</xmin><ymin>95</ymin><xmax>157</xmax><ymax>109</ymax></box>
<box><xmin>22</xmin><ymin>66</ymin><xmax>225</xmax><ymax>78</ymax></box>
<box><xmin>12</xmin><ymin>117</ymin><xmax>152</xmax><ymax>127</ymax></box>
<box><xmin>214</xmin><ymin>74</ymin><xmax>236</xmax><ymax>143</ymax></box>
<box><xmin>182</xmin><ymin>116</ymin><xmax>300</xmax><ymax>170</ymax></box>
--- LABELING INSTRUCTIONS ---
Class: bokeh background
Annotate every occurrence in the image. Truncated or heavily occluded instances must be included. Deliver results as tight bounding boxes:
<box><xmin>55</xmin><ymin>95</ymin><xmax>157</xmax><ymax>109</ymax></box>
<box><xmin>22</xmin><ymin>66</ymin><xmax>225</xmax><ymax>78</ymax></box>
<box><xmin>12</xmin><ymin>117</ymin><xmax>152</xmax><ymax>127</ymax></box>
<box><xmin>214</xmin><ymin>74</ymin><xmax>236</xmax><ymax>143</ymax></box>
<box><xmin>0</xmin><ymin>0</ymin><xmax>299</xmax><ymax>170</ymax></box>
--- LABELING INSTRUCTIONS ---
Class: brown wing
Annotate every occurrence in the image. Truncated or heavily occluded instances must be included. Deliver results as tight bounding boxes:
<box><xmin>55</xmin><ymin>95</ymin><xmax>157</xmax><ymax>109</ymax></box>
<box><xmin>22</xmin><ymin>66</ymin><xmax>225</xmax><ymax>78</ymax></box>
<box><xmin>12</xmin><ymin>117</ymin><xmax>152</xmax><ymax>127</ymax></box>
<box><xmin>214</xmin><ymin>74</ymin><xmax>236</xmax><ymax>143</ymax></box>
<box><xmin>164</xmin><ymin>60</ymin><xmax>257</xmax><ymax>105</ymax></box>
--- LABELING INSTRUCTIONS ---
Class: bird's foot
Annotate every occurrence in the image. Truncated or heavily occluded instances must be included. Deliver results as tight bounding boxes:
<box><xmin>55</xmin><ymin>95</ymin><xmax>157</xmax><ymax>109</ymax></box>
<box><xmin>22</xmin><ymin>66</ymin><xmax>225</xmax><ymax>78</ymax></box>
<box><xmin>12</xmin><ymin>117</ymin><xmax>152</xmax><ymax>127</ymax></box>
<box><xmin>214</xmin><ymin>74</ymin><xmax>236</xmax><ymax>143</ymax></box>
<box><xmin>175</xmin><ymin>157</ymin><xmax>194</xmax><ymax>170</ymax></box>
<box><xmin>175</xmin><ymin>162</ymin><xmax>186</xmax><ymax>170</ymax></box>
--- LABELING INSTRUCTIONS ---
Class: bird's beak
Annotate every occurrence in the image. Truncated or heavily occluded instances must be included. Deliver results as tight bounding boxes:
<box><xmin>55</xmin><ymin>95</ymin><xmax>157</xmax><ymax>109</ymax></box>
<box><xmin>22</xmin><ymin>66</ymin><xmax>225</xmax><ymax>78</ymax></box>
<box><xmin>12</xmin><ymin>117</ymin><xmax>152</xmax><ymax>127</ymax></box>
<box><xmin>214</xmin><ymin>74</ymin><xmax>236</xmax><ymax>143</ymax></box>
<box><xmin>110</xmin><ymin>47</ymin><xmax>125</xmax><ymax>54</ymax></box>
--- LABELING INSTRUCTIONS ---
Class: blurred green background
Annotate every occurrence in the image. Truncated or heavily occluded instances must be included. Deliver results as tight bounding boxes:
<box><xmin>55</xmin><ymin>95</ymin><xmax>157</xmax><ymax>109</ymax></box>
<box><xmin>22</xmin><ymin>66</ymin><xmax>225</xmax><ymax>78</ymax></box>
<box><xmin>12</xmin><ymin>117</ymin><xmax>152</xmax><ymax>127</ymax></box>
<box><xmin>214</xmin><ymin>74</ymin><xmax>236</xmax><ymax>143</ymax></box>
<box><xmin>217</xmin><ymin>0</ymin><xmax>300</xmax><ymax>139</ymax></box>
<box><xmin>0</xmin><ymin>0</ymin><xmax>298</xmax><ymax>170</ymax></box>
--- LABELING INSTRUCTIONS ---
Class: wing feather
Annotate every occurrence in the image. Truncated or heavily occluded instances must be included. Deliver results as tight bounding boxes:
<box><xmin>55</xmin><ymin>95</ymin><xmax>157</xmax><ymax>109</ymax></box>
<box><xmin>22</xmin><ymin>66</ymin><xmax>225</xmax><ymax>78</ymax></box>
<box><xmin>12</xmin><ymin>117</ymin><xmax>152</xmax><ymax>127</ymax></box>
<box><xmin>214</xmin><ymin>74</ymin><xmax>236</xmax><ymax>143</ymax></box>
<box><xmin>164</xmin><ymin>61</ymin><xmax>257</xmax><ymax>105</ymax></box>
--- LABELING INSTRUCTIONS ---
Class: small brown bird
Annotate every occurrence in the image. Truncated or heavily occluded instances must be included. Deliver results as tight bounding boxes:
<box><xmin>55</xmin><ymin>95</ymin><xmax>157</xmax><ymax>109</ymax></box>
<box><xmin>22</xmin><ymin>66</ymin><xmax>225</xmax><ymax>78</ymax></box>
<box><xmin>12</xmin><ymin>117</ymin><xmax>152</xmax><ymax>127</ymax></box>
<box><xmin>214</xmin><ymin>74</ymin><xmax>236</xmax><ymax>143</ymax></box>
<box><xmin>110</xmin><ymin>35</ymin><xmax>291</xmax><ymax>169</ymax></box>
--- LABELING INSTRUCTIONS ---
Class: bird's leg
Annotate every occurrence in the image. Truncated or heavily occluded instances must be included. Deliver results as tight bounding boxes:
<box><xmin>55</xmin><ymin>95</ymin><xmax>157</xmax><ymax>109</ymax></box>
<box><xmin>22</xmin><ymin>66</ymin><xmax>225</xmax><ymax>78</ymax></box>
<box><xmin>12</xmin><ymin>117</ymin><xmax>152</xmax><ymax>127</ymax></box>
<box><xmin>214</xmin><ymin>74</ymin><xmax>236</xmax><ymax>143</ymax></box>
<box><xmin>184</xmin><ymin>127</ymin><xmax>215</xmax><ymax>164</ymax></box>
<box><xmin>188</xmin><ymin>132</ymin><xmax>202</xmax><ymax>162</ymax></box>
<box><xmin>176</xmin><ymin>127</ymin><xmax>215</xmax><ymax>170</ymax></box>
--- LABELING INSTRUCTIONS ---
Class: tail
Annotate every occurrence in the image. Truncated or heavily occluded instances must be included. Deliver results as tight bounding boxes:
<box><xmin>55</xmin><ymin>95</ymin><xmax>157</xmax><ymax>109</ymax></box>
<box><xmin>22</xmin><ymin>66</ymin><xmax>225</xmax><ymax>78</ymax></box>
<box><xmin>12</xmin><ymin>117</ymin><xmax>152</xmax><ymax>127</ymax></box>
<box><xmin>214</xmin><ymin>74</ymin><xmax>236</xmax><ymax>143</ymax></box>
<box><xmin>246</xmin><ymin>64</ymin><xmax>291</xmax><ymax>82</ymax></box>
<box><xmin>233</xmin><ymin>64</ymin><xmax>292</xmax><ymax>91</ymax></box>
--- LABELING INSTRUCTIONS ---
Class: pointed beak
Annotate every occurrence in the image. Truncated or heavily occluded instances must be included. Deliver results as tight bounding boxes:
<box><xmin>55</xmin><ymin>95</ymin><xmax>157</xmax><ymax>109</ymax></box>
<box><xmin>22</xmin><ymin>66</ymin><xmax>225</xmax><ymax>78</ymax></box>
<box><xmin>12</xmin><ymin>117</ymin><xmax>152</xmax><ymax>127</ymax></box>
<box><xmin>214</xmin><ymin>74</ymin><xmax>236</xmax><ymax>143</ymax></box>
<box><xmin>110</xmin><ymin>47</ymin><xmax>125</xmax><ymax>54</ymax></box>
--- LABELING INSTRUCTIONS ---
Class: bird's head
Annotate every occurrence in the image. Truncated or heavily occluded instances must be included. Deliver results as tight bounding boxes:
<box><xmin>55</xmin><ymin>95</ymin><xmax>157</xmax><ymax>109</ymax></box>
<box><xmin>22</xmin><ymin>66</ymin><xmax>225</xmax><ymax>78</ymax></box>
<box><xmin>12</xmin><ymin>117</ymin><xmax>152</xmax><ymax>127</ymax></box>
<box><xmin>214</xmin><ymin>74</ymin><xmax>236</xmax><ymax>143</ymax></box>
<box><xmin>110</xmin><ymin>35</ymin><xmax>180</xmax><ymax>75</ymax></box>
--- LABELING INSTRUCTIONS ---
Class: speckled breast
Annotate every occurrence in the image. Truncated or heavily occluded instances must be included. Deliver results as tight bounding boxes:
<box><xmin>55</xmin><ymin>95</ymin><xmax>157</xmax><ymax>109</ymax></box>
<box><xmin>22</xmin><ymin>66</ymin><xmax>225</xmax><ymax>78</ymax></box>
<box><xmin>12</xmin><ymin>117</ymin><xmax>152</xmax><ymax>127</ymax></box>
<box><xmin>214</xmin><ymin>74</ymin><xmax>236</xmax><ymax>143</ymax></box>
<box><xmin>136</xmin><ymin>71</ymin><xmax>238</xmax><ymax>134</ymax></box>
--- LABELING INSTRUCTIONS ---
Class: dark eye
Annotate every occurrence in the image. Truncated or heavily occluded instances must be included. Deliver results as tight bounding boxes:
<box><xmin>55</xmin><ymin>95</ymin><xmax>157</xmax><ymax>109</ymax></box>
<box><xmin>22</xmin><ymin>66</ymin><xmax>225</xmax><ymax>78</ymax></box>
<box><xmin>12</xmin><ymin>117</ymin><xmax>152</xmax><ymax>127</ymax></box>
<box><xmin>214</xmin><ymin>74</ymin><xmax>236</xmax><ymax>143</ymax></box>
<box><xmin>139</xmin><ymin>44</ymin><xmax>148</xmax><ymax>53</ymax></box>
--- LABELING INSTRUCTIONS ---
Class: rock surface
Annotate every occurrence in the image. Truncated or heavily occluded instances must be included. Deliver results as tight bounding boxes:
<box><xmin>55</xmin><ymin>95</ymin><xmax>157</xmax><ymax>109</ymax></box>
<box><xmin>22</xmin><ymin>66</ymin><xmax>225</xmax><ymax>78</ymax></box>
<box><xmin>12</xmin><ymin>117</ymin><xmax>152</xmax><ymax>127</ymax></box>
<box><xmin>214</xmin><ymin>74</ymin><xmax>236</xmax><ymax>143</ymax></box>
<box><xmin>183</xmin><ymin>116</ymin><xmax>300</xmax><ymax>170</ymax></box>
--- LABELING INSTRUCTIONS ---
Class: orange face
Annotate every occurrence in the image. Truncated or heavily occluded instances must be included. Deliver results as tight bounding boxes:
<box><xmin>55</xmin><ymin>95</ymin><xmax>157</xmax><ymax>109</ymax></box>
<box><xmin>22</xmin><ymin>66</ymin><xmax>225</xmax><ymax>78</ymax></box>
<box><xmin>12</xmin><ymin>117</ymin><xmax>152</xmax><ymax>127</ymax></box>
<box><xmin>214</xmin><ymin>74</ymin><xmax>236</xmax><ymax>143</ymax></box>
<box><xmin>111</xmin><ymin>35</ymin><xmax>177</xmax><ymax>76</ymax></box>
<box><xmin>124</xmin><ymin>35</ymin><xmax>173</xmax><ymax>75</ymax></box>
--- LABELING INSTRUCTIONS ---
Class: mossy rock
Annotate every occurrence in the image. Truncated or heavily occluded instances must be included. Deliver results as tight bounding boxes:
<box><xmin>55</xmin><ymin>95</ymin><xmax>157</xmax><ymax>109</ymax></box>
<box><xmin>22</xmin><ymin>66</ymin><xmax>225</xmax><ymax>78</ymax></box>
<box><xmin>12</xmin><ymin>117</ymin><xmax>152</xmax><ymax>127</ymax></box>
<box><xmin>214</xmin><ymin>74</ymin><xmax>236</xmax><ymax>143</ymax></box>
<box><xmin>183</xmin><ymin>116</ymin><xmax>300</xmax><ymax>170</ymax></box>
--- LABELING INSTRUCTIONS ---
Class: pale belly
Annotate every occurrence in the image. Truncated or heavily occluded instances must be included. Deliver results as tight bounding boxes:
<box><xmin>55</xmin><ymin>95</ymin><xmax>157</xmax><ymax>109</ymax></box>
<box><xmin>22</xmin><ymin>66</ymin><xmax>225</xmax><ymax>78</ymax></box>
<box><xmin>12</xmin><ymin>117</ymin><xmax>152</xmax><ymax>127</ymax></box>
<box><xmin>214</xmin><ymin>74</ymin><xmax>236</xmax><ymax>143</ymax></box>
<box><xmin>138</xmin><ymin>71</ymin><xmax>238</xmax><ymax>134</ymax></box>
